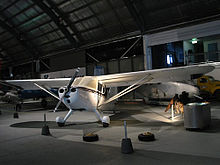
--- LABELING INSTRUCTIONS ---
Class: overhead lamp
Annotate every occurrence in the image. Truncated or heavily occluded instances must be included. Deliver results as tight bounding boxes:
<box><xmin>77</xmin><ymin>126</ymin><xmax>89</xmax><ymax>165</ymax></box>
<box><xmin>191</xmin><ymin>38</ymin><xmax>198</xmax><ymax>44</ymax></box>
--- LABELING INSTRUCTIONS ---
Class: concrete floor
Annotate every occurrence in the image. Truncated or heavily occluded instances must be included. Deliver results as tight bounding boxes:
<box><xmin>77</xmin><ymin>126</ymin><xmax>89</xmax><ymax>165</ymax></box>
<box><xmin>0</xmin><ymin>102</ymin><xmax>220</xmax><ymax>164</ymax></box>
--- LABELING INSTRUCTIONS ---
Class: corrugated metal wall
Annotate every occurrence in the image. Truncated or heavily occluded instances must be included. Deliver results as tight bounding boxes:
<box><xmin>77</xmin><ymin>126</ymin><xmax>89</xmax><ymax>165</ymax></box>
<box><xmin>86</xmin><ymin>55</ymin><xmax>144</xmax><ymax>76</ymax></box>
<box><xmin>146</xmin><ymin>20</ymin><xmax>220</xmax><ymax>46</ymax></box>
<box><xmin>49</xmin><ymin>50</ymin><xmax>86</xmax><ymax>72</ymax></box>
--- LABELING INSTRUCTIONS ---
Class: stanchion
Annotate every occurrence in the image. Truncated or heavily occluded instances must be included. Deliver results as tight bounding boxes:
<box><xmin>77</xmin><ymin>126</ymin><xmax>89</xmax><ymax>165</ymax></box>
<box><xmin>0</xmin><ymin>110</ymin><xmax>2</xmax><ymax>115</ymax></box>
<box><xmin>41</xmin><ymin>113</ymin><xmax>51</xmax><ymax>136</ymax></box>
<box><xmin>13</xmin><ymin>106</ymin><xmax>19</xmax><ymax>118</ymax></box>
<box><xmin>13</xmin><ymin>112</ymin><xmax>19</xmax><ymax>118</ymax></box>
<box><xmin>121</xmin><ymin>121</ymin><xmax>133</xmax><ymax>154</ymax></box>
<box><xmin>171</xmin><ymin>104</ymin><xmax>174</xmax><ymax>120</ymax></box>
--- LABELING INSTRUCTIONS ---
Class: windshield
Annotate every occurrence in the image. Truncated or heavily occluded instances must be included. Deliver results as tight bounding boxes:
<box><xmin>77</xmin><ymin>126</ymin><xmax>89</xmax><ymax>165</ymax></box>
<box><xmin>73</xmin><ymin>77</ymin><xmax>98</xmax><ymax>91</ymax></box>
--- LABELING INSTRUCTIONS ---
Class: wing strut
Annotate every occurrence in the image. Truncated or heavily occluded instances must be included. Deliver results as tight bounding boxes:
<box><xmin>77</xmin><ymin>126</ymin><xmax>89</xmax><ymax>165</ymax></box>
<box><xmin>99</xmin><ymin>74</ymin><xmax>153</xmax><ymax>106</ymax></box>
<box><xmin>34</xmin><ymin>83</ymin><xmax>60</xmax><ymax>100</ymax></box>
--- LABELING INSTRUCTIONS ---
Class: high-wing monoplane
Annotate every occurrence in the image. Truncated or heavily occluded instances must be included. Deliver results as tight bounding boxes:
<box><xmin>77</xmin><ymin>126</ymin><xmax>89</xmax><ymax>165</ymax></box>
<box><xmin>6</xmin><ymin>63</ymin><xmax>215</xmax><ymax>127</ymax></box>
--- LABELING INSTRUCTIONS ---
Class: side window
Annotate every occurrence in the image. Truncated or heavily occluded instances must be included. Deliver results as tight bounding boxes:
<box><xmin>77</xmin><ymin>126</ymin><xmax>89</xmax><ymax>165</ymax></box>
<box><xmin>98</xmin><ymin>83</ymin><xmax>106</xmax><ymax>94</ymax></box>
<box><xmin>102</xmin><ymin>84</ymin><xmax>106</xmax><ymax>94</ymax></box>
<box><xmin>98</xmin><ymin>83</ymin><xmax>102</xmax><ymax>93</ymax></box>
<box><xmin>200</xmin><ymin>78</ymin><xmax>208</xmax><ymax>83</ymax></box>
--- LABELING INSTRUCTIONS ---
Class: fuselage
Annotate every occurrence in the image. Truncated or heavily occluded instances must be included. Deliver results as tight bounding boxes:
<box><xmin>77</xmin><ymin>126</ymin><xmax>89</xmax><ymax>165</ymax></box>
<box><xmin>58</xmin><ymin>76</ymin><xmax>108</xmax><ymax>111</ymax></box>
<box><xmin>58</xmin><ymin>87</ymin><xmax>105</xmax><ymax>111</ymax></box>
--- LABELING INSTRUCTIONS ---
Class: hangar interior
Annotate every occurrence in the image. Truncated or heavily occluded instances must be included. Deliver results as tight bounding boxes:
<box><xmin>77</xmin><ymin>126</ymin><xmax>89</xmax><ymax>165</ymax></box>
<box><xmin>0</xmin><ymin>0</ymin><xmax>220</xmax><ymax>80</ymax></box>
<box><xmin>1</xmin><ymin>1</ymin><xmax>220</xmax><ymax>164</ymax></box>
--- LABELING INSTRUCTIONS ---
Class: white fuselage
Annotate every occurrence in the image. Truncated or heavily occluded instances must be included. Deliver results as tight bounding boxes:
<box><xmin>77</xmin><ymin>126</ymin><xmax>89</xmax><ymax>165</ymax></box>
<box><xmin>58</xmin><ymin>87</ymin><xmax>105</xmax><ymax>111</ymax></box>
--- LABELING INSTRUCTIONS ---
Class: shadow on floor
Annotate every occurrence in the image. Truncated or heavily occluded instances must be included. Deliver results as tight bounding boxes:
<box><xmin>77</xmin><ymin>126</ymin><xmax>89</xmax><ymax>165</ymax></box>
<box><xmin>10</xmin><ymin>121</ymin><xmax>100</xmax><ymax>129</ymax></box>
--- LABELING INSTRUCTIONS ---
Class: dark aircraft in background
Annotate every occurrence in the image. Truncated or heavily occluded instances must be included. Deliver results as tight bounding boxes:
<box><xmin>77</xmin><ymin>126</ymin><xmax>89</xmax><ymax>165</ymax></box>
<box><xmin>0</xmin><ymin>80</ymin><xmax>58</xmax><ymax>110</ymax></box>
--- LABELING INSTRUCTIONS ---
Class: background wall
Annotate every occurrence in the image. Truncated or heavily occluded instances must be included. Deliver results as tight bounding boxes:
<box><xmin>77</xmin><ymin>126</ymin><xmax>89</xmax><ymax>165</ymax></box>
<box><xmin>49</xmin><ymin>50</ymin><xmax>86</xmax><ymax>72</ymax></box>
<box><xmin>203</xmin><ymin>39</ymin><xmax>220</xmax><ymax>52</ymax></box>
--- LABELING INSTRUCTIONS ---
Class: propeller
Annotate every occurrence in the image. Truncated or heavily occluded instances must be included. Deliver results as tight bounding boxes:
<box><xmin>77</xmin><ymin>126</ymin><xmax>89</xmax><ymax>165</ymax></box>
<box><xmin>54</xmin><ymin>68</ymin><xmax>80</xmax><ymax>112</ymax></box>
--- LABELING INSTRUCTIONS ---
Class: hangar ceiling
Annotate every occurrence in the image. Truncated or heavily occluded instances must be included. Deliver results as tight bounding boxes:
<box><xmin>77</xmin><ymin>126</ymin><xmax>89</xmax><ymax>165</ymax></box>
<box><xmin>0</xmin><ymin>0</ymin><xmax>220</xmax><ymax>69</ymax></box>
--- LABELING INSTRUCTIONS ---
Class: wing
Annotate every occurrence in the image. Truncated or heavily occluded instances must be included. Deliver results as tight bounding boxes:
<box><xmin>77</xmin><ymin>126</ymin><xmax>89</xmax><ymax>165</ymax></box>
<box><xmin>97</xmin><ymin>63</ymin><xmax>214</xmax><ymax>87</ymax></box>
<box><xmin>5</xmin><ymin>63</ymin><xmax>214</xmax><ymax>90</ymax></box>
<box><xmin>5</xmin><ymin>78</ymin><xmax>71</xmax><ymax>90</ymax></box>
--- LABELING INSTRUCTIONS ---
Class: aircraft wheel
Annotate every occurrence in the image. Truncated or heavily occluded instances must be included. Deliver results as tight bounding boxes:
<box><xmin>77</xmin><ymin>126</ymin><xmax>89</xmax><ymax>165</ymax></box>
<box><xmin>103</xmin><ymin>122</ymin><xmax>109</xmax><ymax>127</ymax></box>
<box><xmin>83</xmin><ymin>133</ymin><xmax>99</xmax><ymax>142</ymax></box>
<box><xmin>102</xmin><ymin>116</ymin><xmax>110</xmax><ymax>127</ymax></box>
<box><xmin>138</xmin><ymin>132</ymin><xmax>155</xmax><ymax>141</ymax></box>
<box><xmin>57</xmin><ymin>122</ymin><xmax>65</xmax><ymax>127</ymax></box>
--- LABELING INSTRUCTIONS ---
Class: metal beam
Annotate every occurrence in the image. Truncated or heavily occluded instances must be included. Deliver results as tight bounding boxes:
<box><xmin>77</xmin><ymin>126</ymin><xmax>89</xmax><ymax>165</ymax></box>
<box><xmin>0</xmin><ymin>44</ymin><xmax>14</xmax><ymax>63</ymax></box>
<box><xmin>120</xmin><ymin>37</ymin><xmax>141</xmax><ymax>59</ymax></box>
<box><xmin>17</xmin><ymin>12</ymin><xmax>45</xmax><ymax>28</ymax></box>
<box><xmin>0</xmin><ymin>11</ymin><xmax>41</xmax><ymax>60</ymax></box>
<box><xmin>6</xmin><ymin>3</ymin><xmax>36</xmax><ymax>20</ymax></box>
<box><xmin>83</xmin><ymin>0</ymin><xmax>109</xmax><ymax>37</ymax></box>
<box><xmin>32</xmin><ymin>0</ymin><xmax>78</xmax><ymax>48</ymax></box>
<box><xmin>39</xmin><ymin>36</ymin><xmax>66</xmax><ymax>47</ymax></box>
<box><xmin>24</xmin><ymin>20</ymin><xmax>52</xmax><ymax>33</ymax></box>
<box><xmin>123</xmin><ymin>0</ymin><xmax>145</xmax><ymax>33</ymax></box>
<box><xmin>106</xmin><ymin>0</ymin><xmax>126</xmax><ymax>33</ymax></box>
<box><xmin>65</xmin><ymin>0</ymin><xmax>101</xmax><ymax>15</ymax></box>
<box><xmin>86</xmin><ymin>53</ymin><xmax>99</xmax><ymax>63</ymax></box>
<box><xmin>0</xmin><ymin>19</ymin><xmax>39</xmax><ymax>59</ymax></box>
<box><xmin>29</xmin><ymin>28</ymin><xmax>59</xmax><ymax>41</ymax></box>
<box><xmin>0</xmin><ymin>0</ymin><xmax>20</xmax><ymax>12</ymax></box>
<box><xmin>45</xmin><ymin>0</ymin><xmax>84</xmax><ymax>43</ymax></box>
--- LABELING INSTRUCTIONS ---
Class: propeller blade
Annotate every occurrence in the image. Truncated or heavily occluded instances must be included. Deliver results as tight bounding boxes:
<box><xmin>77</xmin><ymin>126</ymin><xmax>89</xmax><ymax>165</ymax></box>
<box><xmin>66</xmin><ymin>68</ymin><xmax>80</xmax><ymax>91</ymax></box>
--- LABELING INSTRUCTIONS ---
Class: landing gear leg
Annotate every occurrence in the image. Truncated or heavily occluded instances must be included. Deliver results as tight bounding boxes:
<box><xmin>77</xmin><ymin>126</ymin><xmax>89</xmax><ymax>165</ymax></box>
<box><xmin>56</xmin><ymin>108</ymin><xmax>74</xmax><ymax>127</ymax></box>
<box><xmin>93</xmin><ymin>109</ymin><xmax>110</xmax><ymax>127</ymax></box>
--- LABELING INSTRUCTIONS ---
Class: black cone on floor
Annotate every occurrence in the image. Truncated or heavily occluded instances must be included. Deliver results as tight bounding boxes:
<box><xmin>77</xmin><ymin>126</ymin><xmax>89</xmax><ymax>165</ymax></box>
<box><xmin>121</xmin><ymin>138</ymin><xmax>134</xmax><ymax>154</ymax></box>
<box><xmin>41</xmin><ymin>114</ymin><xmax>51</xmax><ymax>136</ymax></box>
<box><xmin>121</xmin><ymin>121</ymin><xmax>134</xmax><ymax>154</ymax></box>
<box><xmin>13</xmin><ymin>112</ymin><xmax>19</xmax><ymax>118</ymax></box>
<box><xmin>41</xmin><ymin>125</ymin><xmax>50</xmax><ymax>136</ymax></box>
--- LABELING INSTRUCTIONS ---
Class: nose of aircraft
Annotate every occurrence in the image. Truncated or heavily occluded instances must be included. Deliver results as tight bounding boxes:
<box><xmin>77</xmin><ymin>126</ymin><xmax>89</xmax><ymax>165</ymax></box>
<box><xmin>58</xmin><ymin>87</ymin><xmax>77</xmax><ymax>101</ymax></box>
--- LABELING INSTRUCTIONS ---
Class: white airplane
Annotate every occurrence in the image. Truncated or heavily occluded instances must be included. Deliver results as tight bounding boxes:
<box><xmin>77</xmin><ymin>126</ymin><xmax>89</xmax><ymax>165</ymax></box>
<box><xmin>6</xmin><ymin>63</ymin><xmax>215</xmax><ymax>127</ymax></box>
